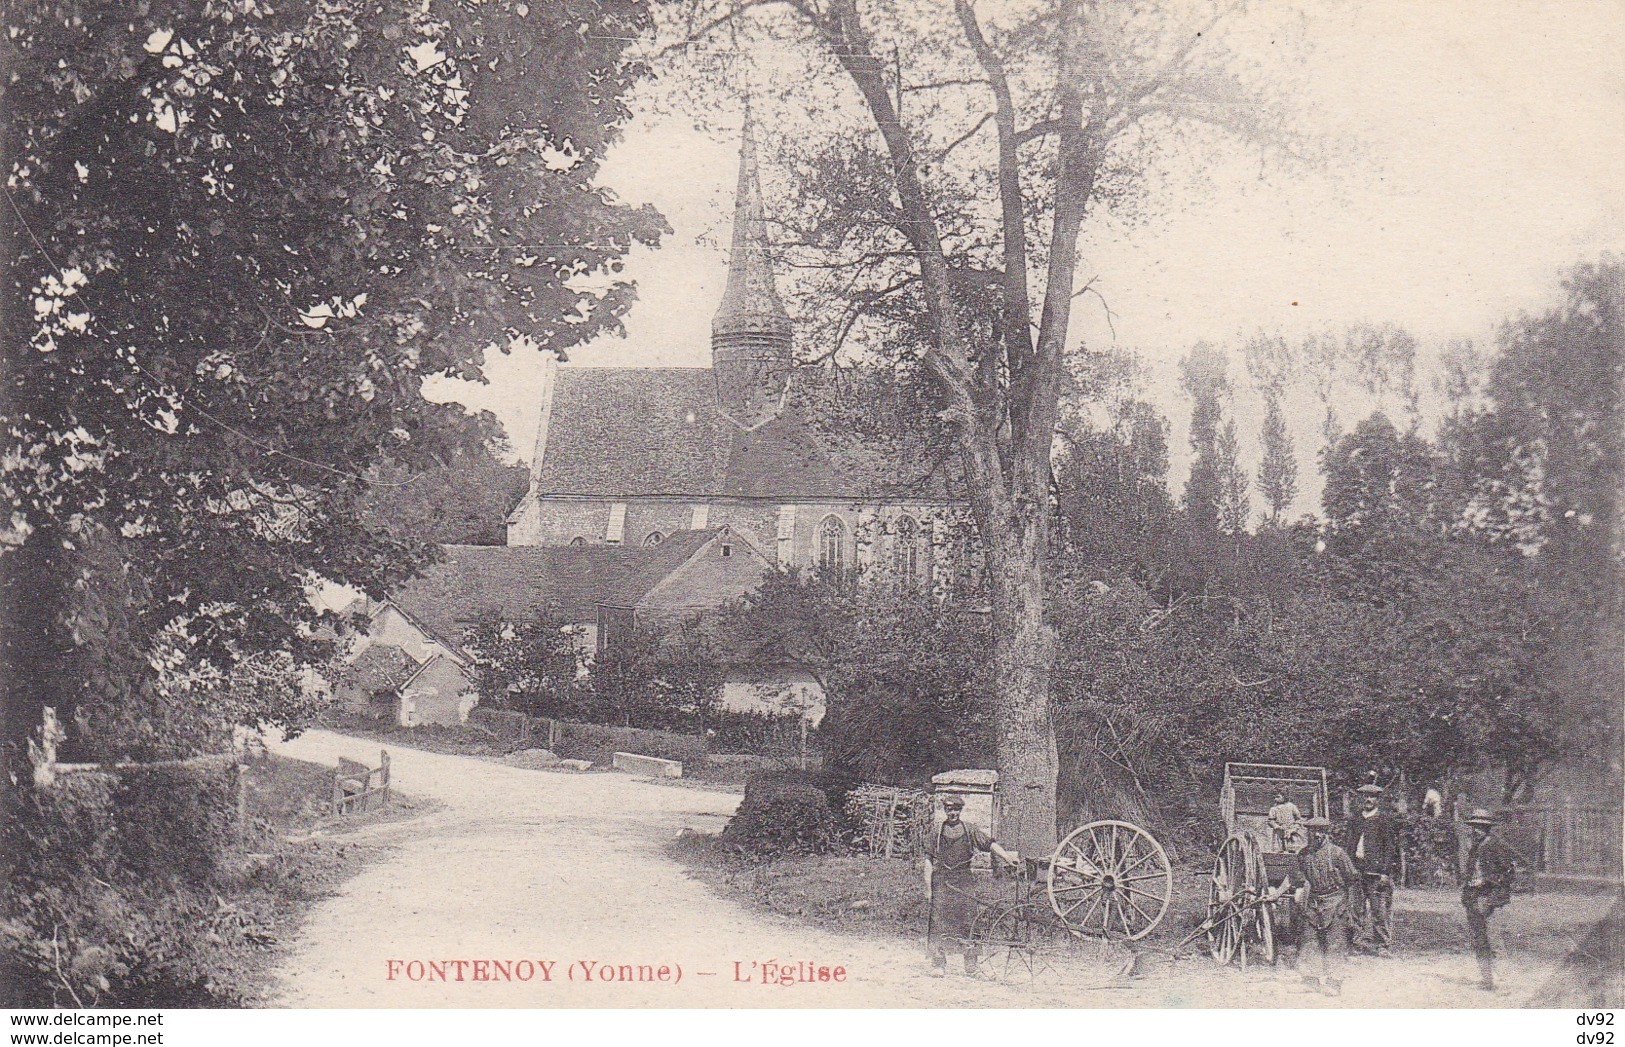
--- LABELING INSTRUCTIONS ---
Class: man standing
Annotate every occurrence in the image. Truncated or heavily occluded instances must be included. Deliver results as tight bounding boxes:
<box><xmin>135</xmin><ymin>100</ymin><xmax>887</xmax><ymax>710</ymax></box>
<box><xmin>1274</xmin><ymin>816</ymin><xmax>1360</xmax><ymax>997</ymax></box>
<box><xmin>1346</xmin><ymin>782</ymin><xmax>1401</xmax><ymax>955</ymax></box>
<box><xmin>1460</xmin><ymin>808</ymin><xmax>1516</xmax><ymax>992</ymax></box>
<box><xmin>1453</xmin><ymin>792</ymin><xmax>1475</xmax><ymax>885</ymax></box>
<box><xmin>1268</xmin><ymin>791</ymin><xmax>1305</xmax><ymax>852</ymax></box>
<box><xmin>922</xmin><ymin>794</ymin><xmax>1016</xmax><ymax>978</ymax></box>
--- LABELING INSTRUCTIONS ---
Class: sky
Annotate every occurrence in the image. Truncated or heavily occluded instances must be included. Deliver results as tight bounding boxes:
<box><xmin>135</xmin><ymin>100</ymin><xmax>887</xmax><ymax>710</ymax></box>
<box><xmin>426</xmin><ymin>0</ymin><xmax>1624</xmax><ymax>514</ymax></box>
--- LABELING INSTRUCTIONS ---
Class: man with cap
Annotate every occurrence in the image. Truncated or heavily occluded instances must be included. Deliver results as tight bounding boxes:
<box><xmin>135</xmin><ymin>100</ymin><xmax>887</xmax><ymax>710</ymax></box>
<box><xmin>922</xmin><ymin>794</ymin><xmax>1017</xmax><ymax>978</ymax></box>
<box><xmin>1271</xmin><ymin>815</ymin><xmax>1360</xmax><ymax>996</ymax></box>
<box><xmin>1345</xmin><ymin>780</ymin><xmax>1402</xmax><ymax>955</ymax></box>
<box><xmin>1460</xmin><ymin>808</ymin><xmax>1516</xmax><ymax>991</ymax></box>
<box><xmin>1268</xmin><ymin>791</ymin><xmax>1305</xmax><ymax>852</ymax></box>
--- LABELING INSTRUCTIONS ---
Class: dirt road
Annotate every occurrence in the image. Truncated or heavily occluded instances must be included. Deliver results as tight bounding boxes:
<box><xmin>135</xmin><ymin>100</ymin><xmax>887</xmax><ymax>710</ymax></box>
<box><xmin>270</xmin><ymin>731</ymin><xmax>1614</xmax><ymax>1008</ymax></box>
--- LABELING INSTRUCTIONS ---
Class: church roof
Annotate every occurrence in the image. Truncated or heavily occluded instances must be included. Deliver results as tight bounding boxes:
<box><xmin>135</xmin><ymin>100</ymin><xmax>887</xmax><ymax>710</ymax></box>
<box><xmin>531</xmin><ymin>367</ymin><xmax>956</xmax><ymax>501</ymax></box>
<box><xmin>387</xmin><ymin>532</ymin><xmax>718</xmax><ymax>646</ymax></box>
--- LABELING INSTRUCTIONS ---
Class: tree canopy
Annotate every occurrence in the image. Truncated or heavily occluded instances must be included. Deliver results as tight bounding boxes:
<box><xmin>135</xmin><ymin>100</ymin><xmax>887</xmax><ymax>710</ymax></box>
<box><xmin>1</xmin><ymin>0</ymin><xmax>665</xmax><ymax>757</ymax></box>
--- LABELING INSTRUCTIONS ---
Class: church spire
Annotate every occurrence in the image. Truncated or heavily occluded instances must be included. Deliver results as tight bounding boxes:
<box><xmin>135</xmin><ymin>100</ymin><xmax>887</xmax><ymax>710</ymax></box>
<box><xmin>711</xmin><ymin>106</ymin><xmax>793</xmax><ymax>429</ymax></box>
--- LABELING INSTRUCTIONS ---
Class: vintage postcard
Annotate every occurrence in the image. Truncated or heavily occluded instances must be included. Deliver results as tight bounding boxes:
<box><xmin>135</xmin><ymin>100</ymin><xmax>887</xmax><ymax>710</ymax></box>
<box><xmin>2</xmin><ymin>0</ymin><xmax>1620</xmax><ymax>1026</ymax></box>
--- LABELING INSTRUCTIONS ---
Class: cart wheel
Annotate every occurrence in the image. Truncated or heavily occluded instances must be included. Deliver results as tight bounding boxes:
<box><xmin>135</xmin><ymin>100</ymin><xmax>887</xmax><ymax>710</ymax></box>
<box><xmin>1207</xmin><ymin>834</ymin><xmax>1274</xmax><ymax>965</ymax></box>
<box><xmin>971</xmin><ymin>900</ymin><xmax>1060</xmax><ymax>983</ymax></box>
<box><xmin>1207</xmin><ymin>835</ymin><xmax>1245</xmax><ymax>964</ymax></box>
<box><xmin>1245</xmin><ymin>839</ymin><xmax>1276</xmax><ymax>964</ymax></box>
<box><xmin>1047</xmin><ymin>820</ymin><xmax>1172</xmax><ymax>941</ymax></box>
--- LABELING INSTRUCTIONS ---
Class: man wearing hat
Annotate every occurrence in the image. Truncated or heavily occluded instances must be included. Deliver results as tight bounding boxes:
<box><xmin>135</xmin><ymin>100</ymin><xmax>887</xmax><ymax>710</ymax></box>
<box><xmin>921</xmin><ymin>794</ymin><xmax>1017</xmax><ymax>978</ymax></box>
<box><xmin>1460</xmin><ymin>808</ymin><xmax>1516</xmax><ymax>991</ymax></box>
<box><xmin>1272</xmin><ymin>815</ymin><xmax>1360</xmax><ymax>996</ymax></box>
<box><xmin>1345</xmin><ymin>780</ymin><xmax>1401</xmax><ymax>955</ymax></box>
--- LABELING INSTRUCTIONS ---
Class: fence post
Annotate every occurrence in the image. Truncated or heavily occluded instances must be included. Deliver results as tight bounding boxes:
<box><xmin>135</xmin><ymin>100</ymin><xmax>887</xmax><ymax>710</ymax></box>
<box><xmin>1562</xmin><ymin>802</ymin><xmax>1575</xmax><ymax>871</ymax></box>
<box><xmin>332</xmin><ymin>770</ymin><xmax>343</xmax><ymax>815</ymax></box>
<box><xmin>380</xmin><ymin>750</ymin><xmax>391</xmax><ymax>808</ymax></box>
<box><xmin>236</xmin><ymin>763</ymin><xmax>250</xmax><ymax>841</ymax></box>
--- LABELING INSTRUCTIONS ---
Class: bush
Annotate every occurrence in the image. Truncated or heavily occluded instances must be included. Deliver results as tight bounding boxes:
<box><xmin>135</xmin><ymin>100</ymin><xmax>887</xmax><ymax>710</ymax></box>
<box><xmin>554</xmin><ymin>722</ymin><xmax>708</xmax><ymax>766</ymax></box>
<box><xmin>707</xmin><ymin>708</ymin><xmax>810</xmax><ymax>756</ymax></box>
<box><xmin>115</xmin><ymin>763</ymin><xmax>236</xmax><ymax>884</ymax></box>
<box><xmin>0</xmin><ymin>763</ymin><xmax>246</xmax><ymax>1007</ymax></box>
<box><xmin>722</xmin><ymin>771</ymin><xmax>842</xmax><ymax>858</ymax></box>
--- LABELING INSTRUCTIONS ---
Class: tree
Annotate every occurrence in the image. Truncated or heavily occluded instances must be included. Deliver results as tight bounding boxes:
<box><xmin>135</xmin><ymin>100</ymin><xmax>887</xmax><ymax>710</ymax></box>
<box><xmin>1321</xmin><ymin>413</ymin><xmax>1441</xmax><ymax>534</ymax></box>
<box><xmin>589</xmin><ymin>617</ymin><xmax>725</xmax><ymax>732</ymax></box>
<box><xmin>662</xmin><ymin>0</ymin><xmax>1308</xmax><ymax>852</ymax></box>
<box><xmin>1215</xmin><ymin>418</ymin><xmax>1250</xmax><ymax>543</ymax></box>
<box><xmin>462</xmin><ymin>610</ymin><xmax>585</xmax><ymax>720</ymax></box>
<box><xmin>1</xmin><ymin>0</ymin><xmax>665</xmax><ymax>757</ymax></box>
<box><xmin>1179</xmin><ymin>343</ymin><xmax>1245</xmax><ymax>570</ymax></box>
<box><xmin>1256</xmin><ymin>394</ymin><xmax>1298</xmax><ymax>525</ymax></box>
<box><xmin>1442</xmin><ymin>257</ymin><xmax>1624</xmax><ymax>775</ymax></box>
<box><xmin>359</xmin><ymin>420</ymin><xmax>530</xmax><ymax>547</ymax></box>
<box><xmin>1054</xmin><ymin>350</ymin><xmax>1175</xmax><ymax>583</ymax></box>
<box><xmin>721</xmin><ymin>569</ymin><xmax>994</xmax><ymax>783</ymax></box>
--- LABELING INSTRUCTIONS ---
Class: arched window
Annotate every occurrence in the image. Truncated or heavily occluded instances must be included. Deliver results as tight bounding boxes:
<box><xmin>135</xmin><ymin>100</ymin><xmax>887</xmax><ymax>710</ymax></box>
<box><xmin>644</xmin><ymin>531</ymin><xmax>665</xmax><ymax>547</ymax></box>
<box><xmin>894</xmin><ymin>515</ymin><xmax>921</xmax><ymax>583</ymax></box>
<box><xmin>817</xmin><ymin>515</ymin><xmax>846</xmax><ymax>573</ymax></box>
<box><xmin>569</xmin><ymin>536</ymin><xmax>587</xmax><ymax>547</ymax></box>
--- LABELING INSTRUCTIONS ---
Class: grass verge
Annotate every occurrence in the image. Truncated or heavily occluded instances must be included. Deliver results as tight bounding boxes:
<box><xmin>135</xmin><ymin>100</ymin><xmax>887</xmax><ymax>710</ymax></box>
<box><xmin>668</xmin><ymin>829</ymin><xmax>1608</xmax><ymax>966</ymax></box>
<box><xmin>206</xmin><ymin>752</ymin><xmax>432</xmax><ymax>1005</ymax></box>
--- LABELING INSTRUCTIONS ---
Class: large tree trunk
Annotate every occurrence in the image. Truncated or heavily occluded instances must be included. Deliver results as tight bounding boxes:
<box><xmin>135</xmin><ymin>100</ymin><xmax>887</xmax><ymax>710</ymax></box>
<box><xmin>985</xmin><ymin>502</ymin><xmax>1059</xmax><ymax>859</ymax></box>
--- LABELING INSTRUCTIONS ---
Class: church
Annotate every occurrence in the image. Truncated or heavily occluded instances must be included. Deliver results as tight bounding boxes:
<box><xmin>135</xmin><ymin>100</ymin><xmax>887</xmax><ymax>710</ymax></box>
<box><xmin>504</xmin><ymin>119</ymin><xmax>967</xmax><ymax>584</ymax></box>
<box><xmin>338</xmin><ymin>121</ymin><xmax>968</xmax><ymax>727</ymax></box>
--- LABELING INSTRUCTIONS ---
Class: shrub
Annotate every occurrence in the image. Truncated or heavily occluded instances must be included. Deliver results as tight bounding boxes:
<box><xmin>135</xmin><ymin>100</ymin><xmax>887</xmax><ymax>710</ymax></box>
<box><xmin>114</xmin><ymin>763</ymin><xmax>236</xmax><ymax>884</ymax></box>
<box><xmin>0</xmin><ymin>762</ymin><xmax>246</xmax><ymax>1007</ymax></box>
<box><xmin>553</xmin><ymin>722</ymin><xmax>708</xmax><ymax>766</ymax></box>
<box><xmin>722</xmin><ymin>771</ymin><xmax>842</xmax><ymax>858</ymax></box>
<box><xmin>707</xmin><ymin>708</ymin><xmax>810</xmax><ymax>756</ymax></box>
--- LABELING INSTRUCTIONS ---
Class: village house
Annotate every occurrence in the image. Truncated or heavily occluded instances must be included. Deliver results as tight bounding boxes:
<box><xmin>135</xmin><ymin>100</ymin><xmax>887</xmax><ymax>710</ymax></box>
<box><xmin>334</xmin><ymin>526</ymin><xmax>823</xmax><ymax>725</ymax></box>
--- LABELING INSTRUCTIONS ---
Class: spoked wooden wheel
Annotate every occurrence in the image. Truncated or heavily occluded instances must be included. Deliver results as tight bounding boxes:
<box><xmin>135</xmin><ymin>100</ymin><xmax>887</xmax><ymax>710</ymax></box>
<box><xmin>1046</xmin><ymin>820</ymin><xmax>1173</xmax><ymax>941</ymax></box>
<box><xmin>1207</xmin><ymin>834</ymin><xmax>1275</xmax><ymax>965</ymax></box>
<box><xmin>970</xmin><ymin>900</ymin><xmax>1063</xmax><ymax>983</ymax></box>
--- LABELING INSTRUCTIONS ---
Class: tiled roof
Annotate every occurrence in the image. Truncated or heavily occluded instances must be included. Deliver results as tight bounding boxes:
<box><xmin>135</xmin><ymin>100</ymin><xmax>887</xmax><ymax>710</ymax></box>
<box><xmin>344</xmin><ymin>643</ymin><xmax>419</xmax><ymax>693</ymax></box>
<box><xmin>385</xmin><ymin>533</ymin><xmax>721</xmax><ymax>648</ymax></box>
<box><xmin>531</xmin><ymin>367</ymin><xmax>957</xmax><ymax>500</ymax></box>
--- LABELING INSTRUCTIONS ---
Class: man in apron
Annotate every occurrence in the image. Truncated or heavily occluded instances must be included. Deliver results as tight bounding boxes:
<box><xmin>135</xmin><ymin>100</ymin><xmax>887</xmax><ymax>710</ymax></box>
<box><xmin>1273</xmin><ymin>815</ymin><xmax>1360</xmax><ymax>997</ymax></box>
<box><xmin>922</xmin><ymin>795</ymin><xmax>1016</xmax><ymax>977</ymax></box>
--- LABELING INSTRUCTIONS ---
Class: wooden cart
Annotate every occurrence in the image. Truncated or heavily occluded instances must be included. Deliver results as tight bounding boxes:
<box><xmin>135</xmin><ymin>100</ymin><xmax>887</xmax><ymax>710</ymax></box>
<box><xmin>968</xmin><ymin>820</ymin><xmax>1175</xmax><ymax>982</ymax></box>
<box><xmin>1206</xmin><ymin>762</ymin><xmax>1330</xmax><ymax>965</ymax></box>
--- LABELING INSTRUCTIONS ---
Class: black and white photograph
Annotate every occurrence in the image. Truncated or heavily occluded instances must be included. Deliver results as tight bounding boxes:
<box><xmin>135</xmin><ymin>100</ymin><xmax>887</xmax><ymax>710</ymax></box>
<box><xmin>2</xmin><ymin>0</ymin><xmax>1621</xmax><ymax>1027</ymax></box>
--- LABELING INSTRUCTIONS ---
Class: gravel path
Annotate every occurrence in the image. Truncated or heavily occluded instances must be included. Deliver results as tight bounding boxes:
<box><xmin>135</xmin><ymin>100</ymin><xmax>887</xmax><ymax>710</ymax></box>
<box><xmin>270</xmin><ymin>730</ymin><xmax>1615</xmax><ymax>1008</ymax></box>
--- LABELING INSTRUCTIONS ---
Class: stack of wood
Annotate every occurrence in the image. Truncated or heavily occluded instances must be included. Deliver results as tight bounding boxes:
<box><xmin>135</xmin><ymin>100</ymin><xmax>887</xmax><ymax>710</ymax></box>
<box><xmin>846</xmin><ymin>785</ymin><xmax>934</xmax><ymax>859</ymax></box>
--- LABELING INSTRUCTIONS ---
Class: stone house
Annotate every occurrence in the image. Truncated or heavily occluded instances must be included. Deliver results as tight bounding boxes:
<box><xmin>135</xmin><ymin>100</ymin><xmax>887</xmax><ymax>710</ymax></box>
<box><xmin>335</xmin><ymin>526</ymin><xmax>821</xmax><ymax>724</ymax></box>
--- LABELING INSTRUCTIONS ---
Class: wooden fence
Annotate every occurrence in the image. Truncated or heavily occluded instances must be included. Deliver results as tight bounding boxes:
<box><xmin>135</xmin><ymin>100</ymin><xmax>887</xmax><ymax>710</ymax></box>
<box><xmin>469</xmin><ymin>707</ymin><xmax>562</xmax><ymax>750</ymax></box>
<box><xmin>332</xmin><ymin>749</ymin><xmax>390</xmax><ymax>815</ymax></box>
<box><xmin>1500</xmin><ymin>804</ymin><xmax>1623</xmax><ymax>882</ymax></box>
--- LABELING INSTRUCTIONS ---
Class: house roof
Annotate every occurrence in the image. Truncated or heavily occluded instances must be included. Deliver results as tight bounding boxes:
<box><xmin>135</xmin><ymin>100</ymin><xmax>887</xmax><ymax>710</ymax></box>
<box><xmin>530</xmin><ymin>367</ymin><xmax>957</xmax><ymax>501</ymax></box>
<box><xmin>343</xmin><ymin>643</ymin><xmax>419</xmax><ymax>693</ymax></box>
<box><xmin>384</xmin><ymin>531</ymin><xmax>726</xmax><ymax>648</ymax></box>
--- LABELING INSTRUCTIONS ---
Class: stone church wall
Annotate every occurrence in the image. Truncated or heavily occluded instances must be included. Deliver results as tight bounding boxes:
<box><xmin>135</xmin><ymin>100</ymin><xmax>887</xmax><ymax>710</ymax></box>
<box><xmin>622</xmin><ymin>502</ymin><xmax>702</xmax><ymax>547</ymax></box>
<box><xmin>507</xmin><ymin>498</ymin><xmax>612</xmax><ymax>546</ymax></box>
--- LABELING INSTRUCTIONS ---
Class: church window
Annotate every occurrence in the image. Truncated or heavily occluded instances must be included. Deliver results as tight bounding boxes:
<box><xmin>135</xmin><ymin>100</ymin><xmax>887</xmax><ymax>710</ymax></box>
<box><xmin>644</xmin><ymin>531</ymin><xmax>665</xmax><ymax>547</ymax></box>
<box><xmin>818</xmin><ymin>515</ymin><xmax>846</xmax><ymax>573</ymax></box>
<box><xmin>894</xmin><ymin>515</ymin><xmax>921</xmax><ymax>583</ymax></box>
<box><xmin>569</xmin><ymin>536</ymin><xmax>587</xmax><ymax>547</ymax></box>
